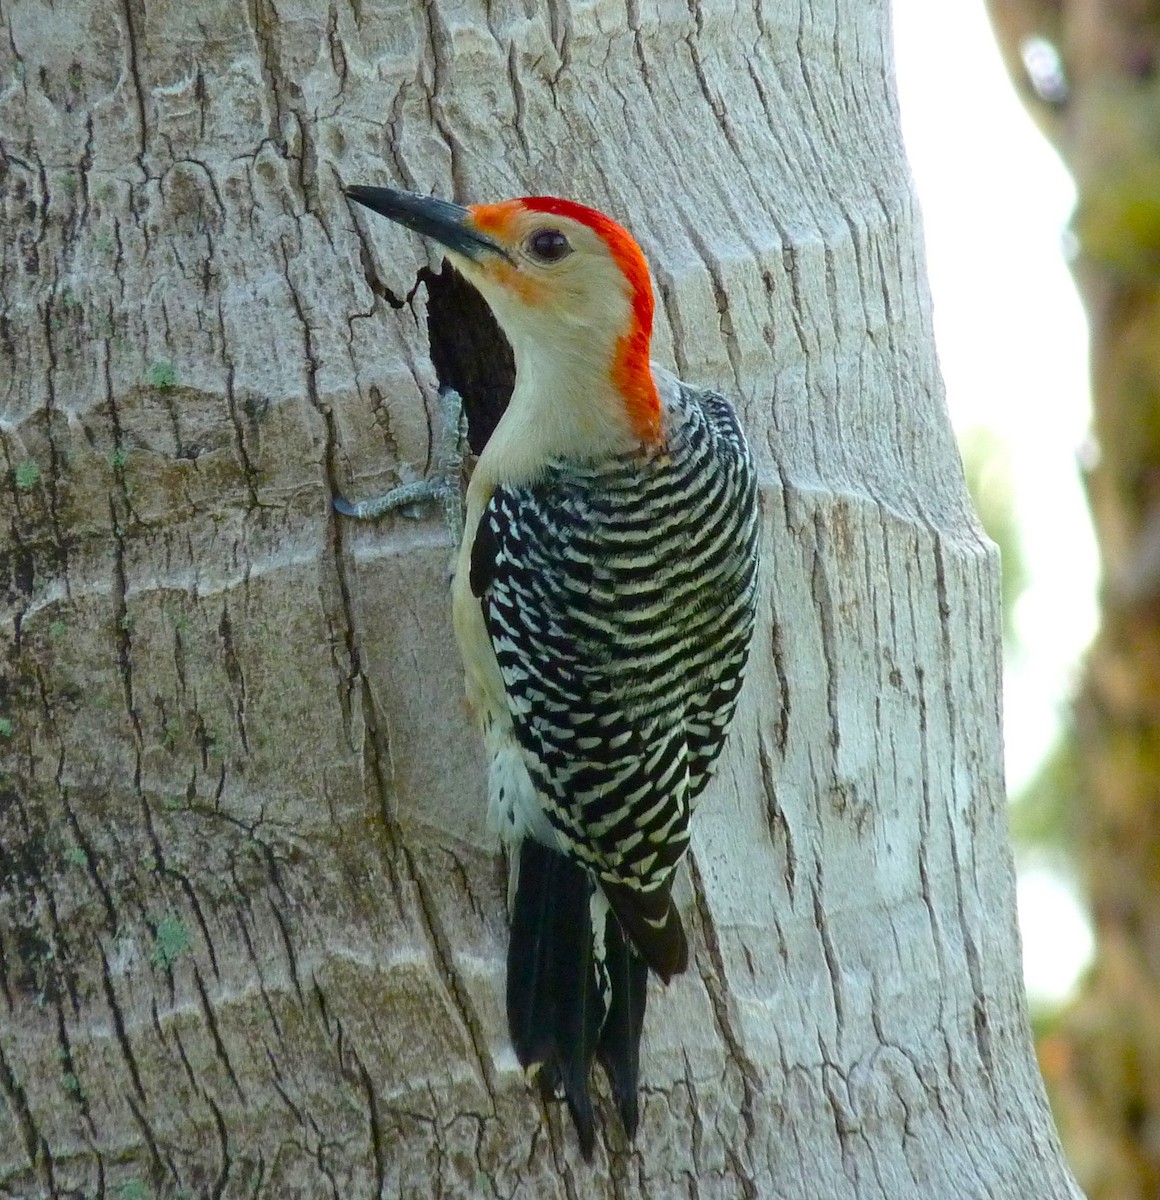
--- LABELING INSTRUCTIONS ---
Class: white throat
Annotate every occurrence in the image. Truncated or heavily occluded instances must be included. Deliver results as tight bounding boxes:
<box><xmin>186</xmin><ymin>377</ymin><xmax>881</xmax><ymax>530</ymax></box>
<box><xmin>472</xmin><ymin>305</ymin><xmax>644</xmax><ymax>490</ymax></box>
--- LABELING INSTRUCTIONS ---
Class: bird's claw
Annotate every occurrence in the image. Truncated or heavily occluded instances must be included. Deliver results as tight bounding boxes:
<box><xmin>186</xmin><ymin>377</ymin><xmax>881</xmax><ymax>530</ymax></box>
<box><xmin>334</xmin><ymin>387</ymin><xmax>466</xmax><ymax>542</ymax></box>
<box><xmin>333</xmin><ymin>476</ymin><xmax>453</xmax><ymax>521</ymax></box>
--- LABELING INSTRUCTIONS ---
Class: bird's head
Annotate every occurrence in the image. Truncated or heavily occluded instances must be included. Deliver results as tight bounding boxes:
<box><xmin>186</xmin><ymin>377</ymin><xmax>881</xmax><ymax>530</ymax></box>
<box><xmin>347</xmin><ymin>186</ymin><xmax>660</xmax><ymax>443</ymax></box>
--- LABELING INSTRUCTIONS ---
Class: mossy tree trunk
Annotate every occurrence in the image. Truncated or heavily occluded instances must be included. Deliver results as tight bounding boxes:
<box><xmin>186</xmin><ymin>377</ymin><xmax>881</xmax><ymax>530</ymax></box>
<box><xmin>0</xmin><ymin>1</ymin><xmax>1079</xmax><ymax>1195</ymax></box>
<box><xmin>987</xmin><ymin>2</ymin><xmax>1160</xmax><ymax>1197</ymax></box>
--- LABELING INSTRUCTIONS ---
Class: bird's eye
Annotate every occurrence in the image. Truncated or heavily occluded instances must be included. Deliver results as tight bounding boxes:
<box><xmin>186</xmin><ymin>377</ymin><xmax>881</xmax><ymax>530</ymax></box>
<box><xmin>526</xmin><ymin>228</ymin><xmax>572</xmax><ymax>263</ymax></box>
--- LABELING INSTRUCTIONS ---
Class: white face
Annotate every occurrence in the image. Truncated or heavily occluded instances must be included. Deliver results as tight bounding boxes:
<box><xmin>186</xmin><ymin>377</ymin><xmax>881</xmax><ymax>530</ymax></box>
<box><xmin>348</xmin><ymin>186</ymin><xmax>662</xmax><ymax>467</ymax></box>
<box><xmin>448</xmin><ymin>205</ymin><xmax>638</xmax><ymax>369</ymax></box>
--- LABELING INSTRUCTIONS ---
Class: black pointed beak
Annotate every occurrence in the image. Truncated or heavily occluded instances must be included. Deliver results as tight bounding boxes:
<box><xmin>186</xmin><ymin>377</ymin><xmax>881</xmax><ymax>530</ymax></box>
<box><xmin>346</xmin><ymin>186</ymin><xmax>511</xmax><ymax>263</ymax></box>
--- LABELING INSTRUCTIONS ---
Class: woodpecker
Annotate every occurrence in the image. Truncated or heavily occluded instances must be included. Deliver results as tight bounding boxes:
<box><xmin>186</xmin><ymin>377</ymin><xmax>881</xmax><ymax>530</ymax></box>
<box><xmin>340</xmin><ymin>185</ymin><xmax>760</xmax><ymax>1156</ymax></box>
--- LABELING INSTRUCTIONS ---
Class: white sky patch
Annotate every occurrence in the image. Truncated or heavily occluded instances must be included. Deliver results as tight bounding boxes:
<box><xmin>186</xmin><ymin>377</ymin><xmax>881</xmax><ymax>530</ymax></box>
<box><xmin>1017</xmin><ymin>861</ymin><xmax>1095</xmax><ymax>1004</ymax></box>
<box><xmin>892</xmin><ymin>0</ymin><xmax>1098</xmax><ymax>1001</ymax></box>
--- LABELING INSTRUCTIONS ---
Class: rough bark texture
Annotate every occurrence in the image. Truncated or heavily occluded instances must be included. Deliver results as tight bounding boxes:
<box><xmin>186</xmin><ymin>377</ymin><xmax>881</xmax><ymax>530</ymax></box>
<box><xmin>0</xmin><ymin>1</ymin><xmax>1079</xmax><ymax>1196</ymax></box>
<box><xmin>987</xmin><ymin>4</ymin><xmax>1160</xmax><ymax>1198</ymax></box>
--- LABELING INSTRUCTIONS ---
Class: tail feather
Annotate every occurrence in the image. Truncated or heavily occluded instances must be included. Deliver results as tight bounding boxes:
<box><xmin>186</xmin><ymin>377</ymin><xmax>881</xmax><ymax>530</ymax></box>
<box><xmin>601</xmin><ymin>877</ymin><xmax>688</xmax><ymax>984</ymax></box>
<box><xmin>507</xmin><ymin>839</ymin><xmax>655</xmax><ymax>1156</ymax></box>
<box><xmin>595</xmin><ymin>916</ymin><xmax>649</xmax><ymax>1138</ymax></box>
<box><xmin>507</xmin><ymin>839</ymin><xmax>602</xmax><ymax>1156</ymax></box>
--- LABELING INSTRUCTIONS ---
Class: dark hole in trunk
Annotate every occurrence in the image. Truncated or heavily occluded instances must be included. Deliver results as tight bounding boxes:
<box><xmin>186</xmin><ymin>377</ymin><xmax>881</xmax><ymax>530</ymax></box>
<box><xmin>421</xmin><ymin>263</ymin><xmax>514</xmax><ymax>455</ymax></box>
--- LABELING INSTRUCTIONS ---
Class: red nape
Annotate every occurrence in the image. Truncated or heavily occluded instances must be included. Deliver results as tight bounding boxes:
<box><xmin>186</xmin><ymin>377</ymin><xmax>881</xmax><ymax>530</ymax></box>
<box><xmin>520</xmin><ymin>197</ymin><xmax>661</xmax><ymax>442</ymax></box>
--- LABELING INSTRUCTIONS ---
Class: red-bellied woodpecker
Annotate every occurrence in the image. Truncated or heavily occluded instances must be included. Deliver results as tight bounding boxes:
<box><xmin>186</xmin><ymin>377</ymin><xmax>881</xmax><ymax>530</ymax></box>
<box><xmin>339</xmin><ymin>186</ymin><xmax>760</xmax><ymax>1157</ymax></box>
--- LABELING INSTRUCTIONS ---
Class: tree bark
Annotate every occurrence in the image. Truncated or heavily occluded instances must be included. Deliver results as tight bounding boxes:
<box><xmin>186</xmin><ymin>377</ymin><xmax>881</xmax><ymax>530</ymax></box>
<box><xmin>0</xmin><ymin>1</ymin><xmax>1080</xmax><ymax>1196</ymax></box>
<box><xmin>986</xmin><ymin>3</ymin><xmax>1160</xmax><ymax>1197</ymax></box>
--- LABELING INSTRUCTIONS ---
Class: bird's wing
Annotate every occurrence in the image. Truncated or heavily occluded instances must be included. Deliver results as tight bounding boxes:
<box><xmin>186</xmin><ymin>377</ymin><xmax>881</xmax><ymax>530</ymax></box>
<box><xmin>471</xmin><ymin>468</ymin><xmax>696</xmax><ymax>884</ymax></box>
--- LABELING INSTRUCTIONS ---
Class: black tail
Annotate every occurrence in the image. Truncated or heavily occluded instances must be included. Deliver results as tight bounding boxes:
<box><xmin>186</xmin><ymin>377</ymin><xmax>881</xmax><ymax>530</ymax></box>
<box><xmin>506</xmin><ymin>839</ymin><xmax>650</xmax><ymax>1157</ymax></box>
<box><xmin>594</xmin><ymin>907</ymin><xmax>649</xmax><ymax>1137</ymax></box>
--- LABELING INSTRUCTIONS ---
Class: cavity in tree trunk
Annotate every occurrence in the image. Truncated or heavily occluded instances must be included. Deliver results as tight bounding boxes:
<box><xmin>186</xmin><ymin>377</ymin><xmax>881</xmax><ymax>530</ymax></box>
<box><xmin>0</xmin><ymin>1</ymin><xmax>1080</xmax><ymax>1196</ymax></box>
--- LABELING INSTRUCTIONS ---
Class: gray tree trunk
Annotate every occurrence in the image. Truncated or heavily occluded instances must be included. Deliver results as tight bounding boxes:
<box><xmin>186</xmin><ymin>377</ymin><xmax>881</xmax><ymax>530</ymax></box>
<box><xmin>0</xmin><ymin>1</ymin><xmax>1081</xmax><ymax>1196</ymax></box>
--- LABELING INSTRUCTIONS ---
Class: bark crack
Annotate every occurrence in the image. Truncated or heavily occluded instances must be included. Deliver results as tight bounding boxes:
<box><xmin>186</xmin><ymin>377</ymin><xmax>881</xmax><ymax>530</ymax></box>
<box><xmin>217</xmin><ymin>603</ymin><xmax>250</xmax><ymax>755</ymax></box>
<box><xmin>0</xmin><ymin>1039</ymin><xmax>54</xmax><ymax>1193</ymax></box>
<box><xmin>192</xmin><ymin>963</ymin><xmax>246</xmax><ymax>1100</ymax></box>
<box><xmin>118</xmin><ymin>0</ymin><xmax>150</xmax><ymax>170</ymax></box>
<box><xmin>811</xmin><ymin>510</ymin><xmax>841</xmax><ymax>750</ymax></box>
<box><xmin>676</xmin><ymin>212</ymin><xmax>746</xmax><ymax>396</ymax></box>
<box><xmin>810</xmin><ymin>848</ymin><xmax>846</xmax><ymax>1037</ymax></box>
<box><xmin>98</xmin><ymin>941</ymin><xmax>148</xmax><ymax>1107</ymax></box>
<box><xmin>349</xmin><ymin>1045</ymin><xmax>386</xmax><ymax>1199</ymax></box>
<box><xmin>757</xmin><ymin>726</ymin><xmax>796</xmax><ymax>908</ymax></box>
<box><xmin>686</xmin><ymin>857</ymin><xmax>761</xmax><ymax>1192</ymax></box>
<box><xmin>506</xmin><ymin>43</ymin><xmax>532</xmax><ymax>160</ymax></box>
<box><xmin>206</xmin><ymin>1094</ymin><xmax>233</xmax><ymax>1200</ymax></box>
<box><xmin>402</xmin><ymin>847</ymin><xmax>500</xmax><ymax>1108</ymax></box>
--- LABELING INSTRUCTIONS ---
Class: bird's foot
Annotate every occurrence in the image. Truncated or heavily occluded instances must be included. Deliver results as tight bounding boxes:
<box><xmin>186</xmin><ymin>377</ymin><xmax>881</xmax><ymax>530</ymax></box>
<box><xmin>334</xmin><ymin>386</ymin><xmax>466</xmax><ymax>543</ymax></box>
<box><xmin>332</xmin><ymin>476</ymin><xmax>452</xmax><ymax>519</ymax></box>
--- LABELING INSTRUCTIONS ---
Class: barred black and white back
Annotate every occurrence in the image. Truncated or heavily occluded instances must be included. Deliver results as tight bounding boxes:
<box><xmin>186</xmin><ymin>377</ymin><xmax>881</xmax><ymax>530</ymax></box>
<box><xmin>468</xmin><ymin>374</ymin><xmax>759</xmax><ymax>1151</ymax></box>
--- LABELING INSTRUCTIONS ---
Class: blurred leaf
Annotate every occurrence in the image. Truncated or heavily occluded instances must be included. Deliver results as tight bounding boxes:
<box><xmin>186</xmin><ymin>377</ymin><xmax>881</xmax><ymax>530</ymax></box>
<box><xmin>1010</xmin><ymin>728</ymin><xmax>1080</xmax><ymax>848</ymax></box>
